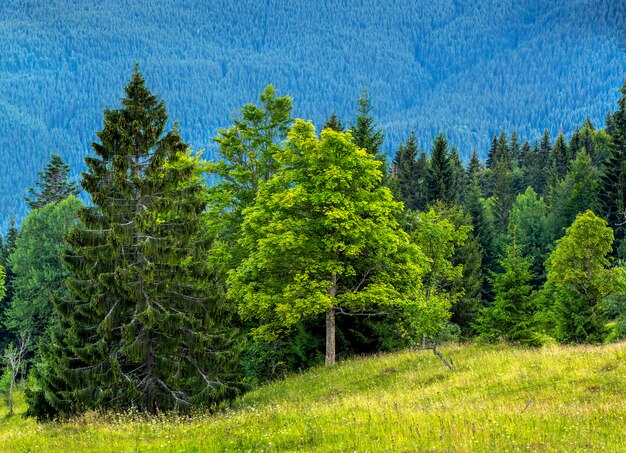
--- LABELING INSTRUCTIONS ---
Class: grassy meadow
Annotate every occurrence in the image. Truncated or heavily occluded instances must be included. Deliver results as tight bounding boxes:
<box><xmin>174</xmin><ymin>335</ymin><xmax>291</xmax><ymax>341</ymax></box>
<box><xmin>1</xmin><ymin>342</ymin><xmax>626</xmax><ymax>451</ymax></box>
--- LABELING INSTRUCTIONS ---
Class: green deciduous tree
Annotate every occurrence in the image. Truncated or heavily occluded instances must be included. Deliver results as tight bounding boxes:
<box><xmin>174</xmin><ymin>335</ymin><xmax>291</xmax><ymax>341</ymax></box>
<box><xmin>230</xmin><ymin>120</ymin><xmax>426</xmax><ymax>366</ymax></box>
<box><xmin>544</xmin><ymin>210</ymin><xmax>626</xmax><ymax>343</ymax></box>
<box><xmin>508</xmin><ymin>187</ymin><xmax>553</xmax><ymax>286</ymax></box>
<box><xmin>3</xmin><ymin>197</ymin><xmax>82</xmax><ymax>349</ymax></box>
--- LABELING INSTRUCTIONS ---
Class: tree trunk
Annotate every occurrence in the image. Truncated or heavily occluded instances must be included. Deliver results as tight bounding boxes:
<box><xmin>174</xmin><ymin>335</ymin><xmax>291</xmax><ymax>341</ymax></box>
<box><xmin>326</xmin><ymin>273</ymin><xmax>338</xmax><ymax>366</ymax></box>
<box><xmin>326</xmin><ymin>306</ymin><xmax>336</xmax><ymax>366</ymax></box>
<box><xmin>8</xmin><ymin>377</ymin><xmax>14</xmax><ymax>415</ymax></box>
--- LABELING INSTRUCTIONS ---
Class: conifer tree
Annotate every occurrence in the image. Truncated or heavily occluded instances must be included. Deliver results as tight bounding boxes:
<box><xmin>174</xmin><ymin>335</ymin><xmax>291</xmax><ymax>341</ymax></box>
<box><xmin>520</xmin><ymin>140</ymin><xmax>534</xmax><ymax>188</ymax></box>
<box><xmin>449</xmin><ymin>147</ymin><xmax>466</xmax><ymax>204</ymax></box>
<box><xmin>550</xmin><ymin>150</ymin><xmax>600</xmax><ymax>237</ymax></box>
<box><xmin>351</xmin><ymin>88</ymin><xmax>386</xmax><ymax>176</ymax></box>
<box><xmin>477</xmin><ymin>232</ymin><xmax>539</xmax><ymax>346</ymax></box>
<box><xmin>425</xmin><ymin>133</ymin><xmax>453</xmax><ymax>204</ymax></box>
<box><xmin>536</xmin><ymin>130</ymin><xmax>552</xmax><ymax>195</ymax></box>
<box><xmin>467</xmin><ymin>150</ymin><xmax>483</xmax><ymax>183</ymax></box>
<box><xmin>548</xmin><ymin>133</ymin><xmax>569</xmax><ymax>182</ymax></box>
<box><xmin>599</xmin><ymin>81</ymin><xmax>626</xmax><ymax>253</ymax></box>
<box><xmin>323</xmin><ymin>113</ymin><xmax>344</xmax><ymax>132</ymax></box>
<box><xmin>25</xmin><ymin>154</ymin><xmax>80</xmax><ymax>210</ymax></box>
<box><xmin>414</xmin><ymin>150</ymin><xmax>428</xmax><ymax>211</ymax></box>
<box><xmin>510</xmin><ymin>130</ymin><xmax>521</xmax><ymax>165</ymax></box>
<box><xmin>391</xmin><ymin>131</ymin><xmax>419</xmax><ymax>210</ymax></box>
<box><xmin>486</xmin><ymin>134</ymin><xmax>498</xmax><ymax>170</ymax></box>
<box><xmin>32</xmin><ymin>68</ymin><xmax>238</xmax><ymax>417</ymax></box>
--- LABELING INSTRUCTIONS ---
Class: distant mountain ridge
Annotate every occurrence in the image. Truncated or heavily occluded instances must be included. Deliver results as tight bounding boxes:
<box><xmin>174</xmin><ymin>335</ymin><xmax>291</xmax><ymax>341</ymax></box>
<box><xmin>0</xmin><ymin>0</ymin><xmax>624</xmax><ymax>227</ymax></box>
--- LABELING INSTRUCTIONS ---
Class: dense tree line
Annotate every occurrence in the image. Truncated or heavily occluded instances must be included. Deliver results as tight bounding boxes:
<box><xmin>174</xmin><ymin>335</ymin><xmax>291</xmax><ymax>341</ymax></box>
<box><xmin>0</xmin><ymin>0</ymin><xmax>624</xmax><ymax>227</ymax></box>
<box><xmin>1</xmin><ymin>71</ymin><xmax>626</xmax><ymax>421</ymax></box>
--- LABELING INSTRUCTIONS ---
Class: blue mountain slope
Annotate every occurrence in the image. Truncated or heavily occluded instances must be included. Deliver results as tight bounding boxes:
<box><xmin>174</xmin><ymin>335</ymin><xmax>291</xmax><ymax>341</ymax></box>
<box><xmin>0</xmin><ymin>0</ymin><xmax>624</xmax><ymax>227</ymax></box>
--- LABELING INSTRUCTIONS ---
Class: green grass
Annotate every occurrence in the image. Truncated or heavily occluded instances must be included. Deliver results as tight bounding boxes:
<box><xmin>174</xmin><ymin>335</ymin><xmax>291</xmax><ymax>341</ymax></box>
<box><xmin>2</xmin><ymin>343</ymin><xmax>626</xmax><ymax>451</ymax></box>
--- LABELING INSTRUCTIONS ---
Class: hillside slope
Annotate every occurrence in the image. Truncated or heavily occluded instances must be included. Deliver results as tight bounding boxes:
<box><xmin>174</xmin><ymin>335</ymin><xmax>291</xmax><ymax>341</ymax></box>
<box><xmin>0</xmin><ymin>0</ymin><xmax>624</xmax><ymax>225</ymax></box>
<box><xmin>2</xmin><ymin>343</ymin><xmax>626</xmax><ymax>451</ymax></box>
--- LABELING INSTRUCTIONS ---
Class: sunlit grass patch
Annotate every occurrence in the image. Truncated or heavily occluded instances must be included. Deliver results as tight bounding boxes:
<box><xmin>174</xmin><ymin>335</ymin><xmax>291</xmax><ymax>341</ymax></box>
<box><xmin>2</xmin><ymin>342</ymin><xmax>626</xmax><ymax>451</ymax></box>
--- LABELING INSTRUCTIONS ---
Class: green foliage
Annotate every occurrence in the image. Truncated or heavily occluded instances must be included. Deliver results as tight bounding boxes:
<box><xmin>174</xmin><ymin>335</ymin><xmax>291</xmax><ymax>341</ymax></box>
<box><xmin>402</xmin><ymin>207</ymin><xmax>469</xmax><ymax>340</ymax></box>
<box><xmin>549</xmin><ymin>150</ymin><xmax>600</xmax><ymax>237</ymax></box>
<box><xmin>33</xmin><ymin>69</ymin><xmax>239</xmax><ymax>418</ymax></box>
<box><xmin>508</xmin><ymin>187</ymin><xmax>553</xmax><ymax>286</ymax></box>
<box><xmin>230</xmin><ymin>120</ymin><xmax>425</xmax><ymax>346</ymax></box>
<box><xmin>545</xmin><ymin>210</ymin><xmax>626</xmax><ymax>343</ymax></box>
<box><xmin>4</xmin><ymin>197</ymin><xmax>82</xmax><ymax>347</ymax></box>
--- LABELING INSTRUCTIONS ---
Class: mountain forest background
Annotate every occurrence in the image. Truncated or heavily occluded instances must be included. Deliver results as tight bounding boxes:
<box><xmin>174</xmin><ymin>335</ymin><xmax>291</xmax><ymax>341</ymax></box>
<box><xmin>0</xmin><ymin>0</ymin><xmax>624</xmax><ymax>226</ymax></box>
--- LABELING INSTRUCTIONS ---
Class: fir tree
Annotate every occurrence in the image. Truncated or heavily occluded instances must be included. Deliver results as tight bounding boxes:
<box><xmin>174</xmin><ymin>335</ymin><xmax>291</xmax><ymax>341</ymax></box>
<box><xmin>477</xmin><ymin>231</ymin><xmax>539</xmax><ymax>346</ymax></box>
<box><xmin>536</xmin><ymin>130</ymin><xmax>552</xmax><ymax>195</ymax></box>
<box><xmin>599</xmin><ymin>81</ymin><xmax>626</xmax><ymax>255</ymax></box>
<box><xmin>25</xmin><ymin>154</ymin><xmax>80</xmax><ymax>209</ymax></box>
<box><xmin>425</xmin><ymin>133</ymin><xmax>453</xmax><ymax>204</ymax></box>
<box><xmin>510</xmin><ymin>130</ymin><xmax>521</xmax><ymax>165</ymax></box>
<box><xmin>32</xmin><ymin>68</ymin><xmax>239</xmax><ymax>417</ymax></box>
<box><xmin>323</xmin><ymin>113</ymin><xmax>344</xmax><ymax>132</ymax></box>
<box><xmin>467</xmin><ymin>149</ymin><xmax>483</xmax><ymax>183</ymax></box>
<box><xmin>548</xmin><ymin>133</ymin><xmax>569</xmax><ymax>183</ymax></box>
<box><xmin>550</xmin><ymin>150</ymin><xmax>600</xmax><ymax>237</ymax></box>
<box><xmin>449</xmin><ymin>147</ymin><xmax>466</xmax><ymax>204</ymax></box>
<box><xmin>391</xmin><ymin>131</ymin><xmax>419</xmax><ymax>210</ymax></box>
<box><xmin>351</xmin><ymin>88</ymin><xmax>386</xmax><ymax>176</ymax></box>
<box><xmin>486</xmin><ymin>134</ymin><xmax>498</xmax><ymax>170</ymax></box>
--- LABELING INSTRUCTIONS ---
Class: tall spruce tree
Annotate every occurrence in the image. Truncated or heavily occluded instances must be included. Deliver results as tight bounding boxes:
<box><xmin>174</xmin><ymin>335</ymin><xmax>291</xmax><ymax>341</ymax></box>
<box><xmin>31</xmin><ymin>68</ymin><xmax>238</xmax><ymax>417</ymax></box>
<box><xmin>25</xmin><ymin>154</ymin><xmax>80</xmax><ymax>210</ymax></box>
